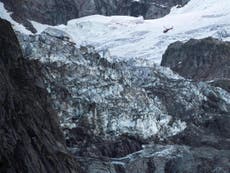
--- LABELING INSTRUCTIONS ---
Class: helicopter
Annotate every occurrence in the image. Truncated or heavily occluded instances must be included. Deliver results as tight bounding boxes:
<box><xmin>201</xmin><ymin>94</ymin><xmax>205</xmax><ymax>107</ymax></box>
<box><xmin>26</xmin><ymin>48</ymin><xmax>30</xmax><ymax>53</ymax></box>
<box><xmin>163</xmin><ymin>26</ymin><xmax>174</xmax><ymax>33</ymax></box>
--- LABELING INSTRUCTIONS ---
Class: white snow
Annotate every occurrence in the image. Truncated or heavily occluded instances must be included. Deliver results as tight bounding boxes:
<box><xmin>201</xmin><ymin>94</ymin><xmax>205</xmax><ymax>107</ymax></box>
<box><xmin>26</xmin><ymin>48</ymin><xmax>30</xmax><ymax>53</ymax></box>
<box><xmin>48</xmin><ymin>0</ymin><xmax>229</xmax><ymax>65</ymax></box>
<box><xmin>1</xmin><ymin>0</ymin><xmax>230</xmax><ymax>65</ymax></box>
<box><xmin>0</xmin><ymin>2</ymin><xmax>32</xmax><ymax>34</ymax></box>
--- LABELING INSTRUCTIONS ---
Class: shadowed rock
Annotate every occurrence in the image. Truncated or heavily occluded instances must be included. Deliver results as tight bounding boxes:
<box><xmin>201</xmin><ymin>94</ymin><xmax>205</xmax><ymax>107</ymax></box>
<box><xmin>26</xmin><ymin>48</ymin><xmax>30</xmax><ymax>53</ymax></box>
<box><xmin>0</xmin><ymin>18</ymin><xmax>84</xmax><ymax>173</ymax></box>
<box><xmin>161</xmin><ymin>37</ymin><xmax>230</xmax><ymax>81</ymax></box>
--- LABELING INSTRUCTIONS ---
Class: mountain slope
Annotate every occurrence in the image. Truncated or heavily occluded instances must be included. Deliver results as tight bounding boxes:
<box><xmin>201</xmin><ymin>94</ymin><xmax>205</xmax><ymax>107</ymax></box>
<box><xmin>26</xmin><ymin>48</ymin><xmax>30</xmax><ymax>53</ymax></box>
<box><xmin>17</xmin><ymin>28</ymin><xmax>230</xmax><ymax>171</ymax></box>
<box><xmin>0</xmin><ymin>0</ymin><xmax>230</xmax><ymax>172</ymax></box>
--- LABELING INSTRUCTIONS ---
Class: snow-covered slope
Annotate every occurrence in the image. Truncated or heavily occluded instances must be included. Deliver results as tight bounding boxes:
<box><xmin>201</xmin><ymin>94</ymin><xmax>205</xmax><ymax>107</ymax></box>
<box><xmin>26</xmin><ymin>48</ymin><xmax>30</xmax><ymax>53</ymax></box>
<box><xmin>32</xmin><ymin>0</ymin><xmax>230</xmax><ymax>65</ymax></box>
<box><xmin>1</xmin><ymin>0</ymin><xmax>230</xmax><ymax>65</ymax></box>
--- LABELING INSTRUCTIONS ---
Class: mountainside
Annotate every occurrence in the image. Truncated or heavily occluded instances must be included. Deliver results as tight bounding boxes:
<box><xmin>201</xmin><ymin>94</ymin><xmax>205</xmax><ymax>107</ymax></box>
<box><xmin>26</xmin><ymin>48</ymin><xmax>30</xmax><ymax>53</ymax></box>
<box><xmin>17</xmin><ymin>27</ymin><xmax>230</xmax><ymax>172</ymax></box>
<box><xmin>0</xmin><ymin>0</ymin><xmax>230</xmax><ymax>172</ymax></box>
<box><xmin>0</xmin><ymin>18</ymin><xmax>84</xmax><ymax>173</ymax></box>
<box><xmin>0</xmin><ymin>0</ymin><xmax>189</xmax><ymax>32</ymax></box>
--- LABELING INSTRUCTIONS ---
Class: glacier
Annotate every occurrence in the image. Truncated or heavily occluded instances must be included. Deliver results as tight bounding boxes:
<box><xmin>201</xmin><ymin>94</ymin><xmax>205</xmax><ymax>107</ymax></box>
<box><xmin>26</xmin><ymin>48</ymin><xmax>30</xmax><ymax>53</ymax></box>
<box><xmin>1</xmin><ymin>0</ymin><xmax>230</xmax><ymax>66</ymax></box>
<box><xmin>1</xmin><ymin>0</ymin><xmax>230</xmax><ymax>172</ymax></box>
<box><xmin>30</xmin><ymin>0</ymin><xmax>230</xmax><ymax>65</ymax></box>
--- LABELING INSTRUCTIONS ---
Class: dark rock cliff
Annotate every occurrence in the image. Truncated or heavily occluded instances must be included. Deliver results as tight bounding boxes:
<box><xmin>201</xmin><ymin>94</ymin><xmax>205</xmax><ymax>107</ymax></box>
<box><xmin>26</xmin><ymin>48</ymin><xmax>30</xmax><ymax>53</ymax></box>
<box><xmin>0</xmin><ymin>0</ymin><xmax>189</xmax><ymax>32</ymax></box>
<box><xmin>161</xmin><ymin>37</ymin><xmax>230</xmax><ymax>81</ymax></box>
<box><xmin>0</xmin><ymin>18</ymin><xmax>84</xmax><ymax>173</ymax></box>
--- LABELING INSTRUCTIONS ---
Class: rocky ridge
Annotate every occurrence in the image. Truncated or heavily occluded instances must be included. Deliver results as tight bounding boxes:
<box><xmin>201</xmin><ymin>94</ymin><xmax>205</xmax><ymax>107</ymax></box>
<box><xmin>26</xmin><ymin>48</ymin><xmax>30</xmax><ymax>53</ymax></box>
<box><xmin>161</xmin><ymin>37</ymin><xmax>230</xmax><ymax>92</ymax></box>
<box><xmin>161</xmin><ymin>37</ymin><xmax>230</xmax><ymax>81</ymax></box>
<box><xmin>0</xmin><ymin>19</ymin><xmax>84</xmax><ymax>173</ymax></box>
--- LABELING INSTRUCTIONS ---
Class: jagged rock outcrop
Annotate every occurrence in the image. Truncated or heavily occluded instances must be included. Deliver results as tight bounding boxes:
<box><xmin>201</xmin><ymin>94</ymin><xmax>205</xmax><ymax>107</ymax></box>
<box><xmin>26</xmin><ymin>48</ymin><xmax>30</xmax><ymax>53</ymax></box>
<box><xmin>161</xmin><ymin>37</ymin><xmax>230</xmax><ymax>92</ymax></box>
<box><xmin>16</xmin><ymin>28</ymin><xmax>230</xmax><ymax>173</ymax></box>
<box><xmin>1</xmin><ymin>0</ymin><xmax>189</xmax><ymax>32</ymax></box>
<box><xmin>161</xmin><ymin>37</ymin><xmax>230</xmax><ymax>81</ymax></box>
<box><xmin>0</xmin><ymin>19</ymin><xmax>84</xmax><ymax>173</ymax></box>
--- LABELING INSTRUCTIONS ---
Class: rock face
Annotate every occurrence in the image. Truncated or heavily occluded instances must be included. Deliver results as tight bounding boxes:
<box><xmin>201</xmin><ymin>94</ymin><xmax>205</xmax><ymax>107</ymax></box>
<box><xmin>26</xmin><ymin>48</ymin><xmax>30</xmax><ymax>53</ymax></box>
<box><xmin>1</xmin><ymin>0</ymin><xmax>80</xmax><ymax>32</ymax></box>
<box><xmin>0</xmin><ymin>19</ymin><xmax>84</xmax><ymax>173</ymax></box>
<box><xmin>1</xmin><ymin>0</ymin><xmax>189</xmax><ymax>32</ymax></box>
<box><xmin>161</xmin><ymin>37</ymin><xmax>230</xmax><ymax>81</ymax></box>
<box><xmin>17</xmin><ymin>28</ymin><xmax>230</xmax><ymax>172</ymax></box>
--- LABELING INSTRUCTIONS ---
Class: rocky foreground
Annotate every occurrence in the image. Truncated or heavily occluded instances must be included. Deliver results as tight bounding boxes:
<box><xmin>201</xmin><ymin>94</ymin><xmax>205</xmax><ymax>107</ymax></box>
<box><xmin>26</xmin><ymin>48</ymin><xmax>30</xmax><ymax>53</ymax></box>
<box><xmin>0</xmin><ymin>19</ymin><xmax>84</xmax><ymax>173</ymax></box>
